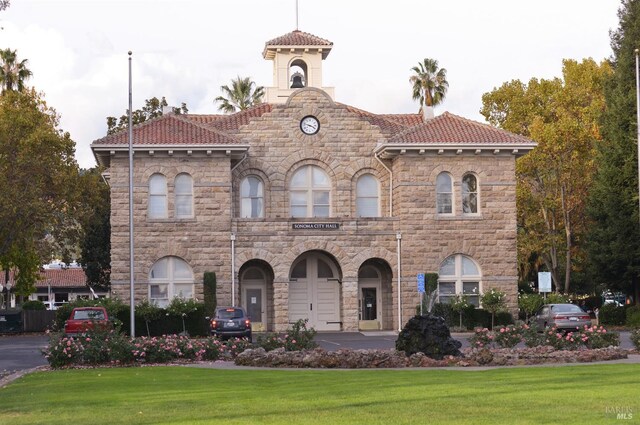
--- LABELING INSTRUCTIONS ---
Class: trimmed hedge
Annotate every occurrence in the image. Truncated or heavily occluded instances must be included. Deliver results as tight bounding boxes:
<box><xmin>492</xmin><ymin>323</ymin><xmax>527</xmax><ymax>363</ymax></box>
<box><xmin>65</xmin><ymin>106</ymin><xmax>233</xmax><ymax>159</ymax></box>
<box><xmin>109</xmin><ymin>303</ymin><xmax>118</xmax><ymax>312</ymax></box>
<box><xmin>22</xmin><ymin>300</ymin><xmax>46</xmax><ymax>310</ymax></box>
<box><xmin>420</xmin><ymin>303</ymin><xmax>513</xmax><ymax>330</ymax></box>
<box><xmin>598</xmin><ymin>304</ymin><xmax>626</xmax><ymax>326</ymax></box>
<box><xmin>626</xmin><ymin>305</ymin><xmax>640</xmax><ymax>328</ymax></box>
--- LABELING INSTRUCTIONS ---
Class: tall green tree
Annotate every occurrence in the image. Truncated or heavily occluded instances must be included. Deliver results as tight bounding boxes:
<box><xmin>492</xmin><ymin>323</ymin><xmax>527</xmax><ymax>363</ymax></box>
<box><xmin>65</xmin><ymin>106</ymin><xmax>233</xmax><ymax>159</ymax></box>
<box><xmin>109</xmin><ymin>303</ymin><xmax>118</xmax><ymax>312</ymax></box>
<box><xmin>586</xmin><ymin>0</ymin><xmax>640</xmax><ymax>302</ymax></box>
<box><xmin>0</xmin><ymin>89</ymin><xmax>79</xmax><ymax>296</ymax></box>
<box><xmin>0</xmin><ymin>48</ymin><xmax>32</xmax><ymax>93</ymax></box>
<box><xmin>481</xmin><ymin>59</ymin><xmax>611</xmax><ymax>294</ymax></box>
<box><xmin>214</xmin><ymin>76</ymin><xmax>264</xmax><ymax>113</ymax></box>
<box><xmin>409</xmin><ymin>58</ymin><xmax>448</xmax><ymax>112</ymax></box>
<box><xmin>78</xmin><ymin>167</ymin><xmax>111</xmax><ymax>289</ymax></box>
<box><xmin>107</xmin><ymin>96</ymin><xmax>188</xmax><ymax>135</ymax></box>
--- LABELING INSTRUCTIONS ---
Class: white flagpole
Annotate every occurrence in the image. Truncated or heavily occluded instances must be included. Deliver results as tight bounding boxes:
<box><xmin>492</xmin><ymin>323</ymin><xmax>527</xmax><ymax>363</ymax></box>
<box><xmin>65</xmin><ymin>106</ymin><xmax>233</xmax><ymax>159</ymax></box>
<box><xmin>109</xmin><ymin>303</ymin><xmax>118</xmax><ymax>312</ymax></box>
<box><xmin>128</xmin><ymin>51</ymin><xmax>136</xmax><ymax>338</ymax></box>
<box><xmin>635</xmin><ymin>49</ymin><xmax>640</xmax><ymax>231</ymax></box>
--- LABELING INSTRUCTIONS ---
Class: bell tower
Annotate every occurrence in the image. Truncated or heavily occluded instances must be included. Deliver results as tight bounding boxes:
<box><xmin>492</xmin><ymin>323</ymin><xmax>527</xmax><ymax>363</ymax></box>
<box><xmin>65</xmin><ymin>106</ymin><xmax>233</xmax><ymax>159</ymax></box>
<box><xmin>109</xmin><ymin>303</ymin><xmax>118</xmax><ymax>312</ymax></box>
<box><xmin>262</xmin><ymin>30</ymin><xmax>335</xmax><ymax>103</ymax></box>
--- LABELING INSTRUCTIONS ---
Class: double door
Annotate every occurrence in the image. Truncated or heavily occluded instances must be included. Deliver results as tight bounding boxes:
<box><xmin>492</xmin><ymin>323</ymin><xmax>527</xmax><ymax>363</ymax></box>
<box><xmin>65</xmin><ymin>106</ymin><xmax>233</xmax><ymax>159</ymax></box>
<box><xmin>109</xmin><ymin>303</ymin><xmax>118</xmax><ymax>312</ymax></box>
<box><xmin>289</xmin><ymin>254</ymin><xmax>340</xmax><ymax>331</ymax></box>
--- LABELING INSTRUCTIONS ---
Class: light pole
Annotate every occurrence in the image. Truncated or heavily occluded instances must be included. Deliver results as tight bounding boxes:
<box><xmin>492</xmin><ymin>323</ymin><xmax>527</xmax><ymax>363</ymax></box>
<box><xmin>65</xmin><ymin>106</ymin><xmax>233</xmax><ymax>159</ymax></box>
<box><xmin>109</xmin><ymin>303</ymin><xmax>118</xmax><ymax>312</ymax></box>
<box><xmin>128</xmin><ymin>51</ymin><xmax>135</xmax><ymax>337</ymax></box>
<box><xmin>636</xmin><ymin>49</ymin><xmax>640</xmax><ymax>229</ymax></box>
<box><xmin>396</xmin><ymin>232</ymin><xmax>402</xmax><ymax>332</ymax></box>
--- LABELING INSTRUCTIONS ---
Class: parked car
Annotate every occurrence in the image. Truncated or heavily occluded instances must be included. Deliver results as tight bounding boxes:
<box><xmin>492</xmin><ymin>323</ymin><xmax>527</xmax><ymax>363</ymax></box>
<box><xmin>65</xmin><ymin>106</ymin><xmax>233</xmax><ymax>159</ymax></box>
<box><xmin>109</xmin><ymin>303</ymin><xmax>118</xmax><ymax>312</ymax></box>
<box><xmin>531</xmin><ymin>303</ymin><xmax>591</xmax><ymax>331</ymax></box>
<box><xmin>64</xmin><ymin>307</ymin><xmax>111</xmax><ymax>336</ymax></box>
<box><xmin>603</xmin><ymin>299</ymin><xmax>624</xmax><ymax>307</ymax></box>
<box><xmin>209</xmin><ymin>307</ymin><xmax>251</xmax><ymax>340</ymax></box>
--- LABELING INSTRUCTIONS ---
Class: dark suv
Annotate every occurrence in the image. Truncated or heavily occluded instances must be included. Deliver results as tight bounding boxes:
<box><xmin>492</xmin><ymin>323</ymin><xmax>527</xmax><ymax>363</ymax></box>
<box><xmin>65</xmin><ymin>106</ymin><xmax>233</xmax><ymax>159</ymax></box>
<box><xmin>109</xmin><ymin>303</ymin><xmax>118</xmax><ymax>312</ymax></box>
<box><xmin>209</xmin><ymin>307</ymin><xmax>252</xmax><ymax>340</ymax></box>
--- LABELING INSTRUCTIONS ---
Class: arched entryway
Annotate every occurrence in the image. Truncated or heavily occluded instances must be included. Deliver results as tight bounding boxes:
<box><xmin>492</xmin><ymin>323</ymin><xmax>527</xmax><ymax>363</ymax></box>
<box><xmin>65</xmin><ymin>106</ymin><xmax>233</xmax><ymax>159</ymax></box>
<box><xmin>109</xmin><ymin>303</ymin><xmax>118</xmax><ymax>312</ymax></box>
<box><xmin>289</xmin><ymin>251</ymin><xmax>342</xmax><ymax>331</ymax></box>
<box><xmin>358</xmin><ymin>259</ymin><xmax>393</xmax><ymax>331</ymax></box>
<box><xmin>239</xmin><ymin>260</ymin><xmax>274</xmax><ymax>332</ymax></box>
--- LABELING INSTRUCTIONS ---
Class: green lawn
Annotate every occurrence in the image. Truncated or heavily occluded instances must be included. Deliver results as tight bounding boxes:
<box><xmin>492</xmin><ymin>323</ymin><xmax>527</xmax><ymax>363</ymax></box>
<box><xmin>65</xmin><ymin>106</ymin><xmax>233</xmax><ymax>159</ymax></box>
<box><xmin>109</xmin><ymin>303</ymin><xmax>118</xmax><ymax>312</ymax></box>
<box><xmin>0</xmin><ymin>364</ymin><xmax>638</xmax><ymax>424</ymax></box>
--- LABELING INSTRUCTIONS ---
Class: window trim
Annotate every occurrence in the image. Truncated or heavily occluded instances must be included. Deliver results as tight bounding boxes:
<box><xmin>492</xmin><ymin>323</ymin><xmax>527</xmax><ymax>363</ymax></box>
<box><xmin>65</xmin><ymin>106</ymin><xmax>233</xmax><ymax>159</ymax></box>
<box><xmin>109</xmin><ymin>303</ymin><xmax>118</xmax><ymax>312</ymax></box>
<box><xmin>240</xmin><ymin>175</ymin><xmax>265</xmax><ymax>218</ymax></box>
<box><xmin>437</xmin><ymin>254</ymin><xmax>482</xmax><ymax>306</ymax></box>
<box><xmin>149</xmin><ymin>256</ymin><xmax>195</xmax><ymax>307</ymax></box>
<box><xmin>148</xmin><ymin>173</ymin><xmax>168</xmax><ymax>219</ymax></box>
<box><xmin>289</xmin><ymin>165</ymin><xmax>331</xmax><ymax>218</ymax></box>
<box><xmin>355</xmin><ymin>173</ymin><xmax>381</xmax><ymax>218</ymax></box>
<box><xmin>174</xmin><ymin>173</ymin><xmax>194</xmax><ymax>219</ymax></box>
<box><xmin>436</xmin><ymin>172</ymin><xmax>454</xmax><ymax>215</ymax></box>
<box><xmin>461</xmin><ymin>173</ymin><xmax>480</xmax><ymax>215</ymax></box>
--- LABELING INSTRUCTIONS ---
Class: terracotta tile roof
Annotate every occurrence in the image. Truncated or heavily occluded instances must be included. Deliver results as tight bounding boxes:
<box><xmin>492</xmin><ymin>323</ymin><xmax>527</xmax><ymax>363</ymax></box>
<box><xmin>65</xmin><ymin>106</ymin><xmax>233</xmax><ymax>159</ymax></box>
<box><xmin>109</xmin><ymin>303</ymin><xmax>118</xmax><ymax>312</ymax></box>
<box><xmin>0</xmin><ymin>268</ymin><xmax>88</xmax><ymax>288</ymax></box>
<box><xmin>388</xmin><ymin>112</ymin><xmax>535</xmax><ymax>145</ymax></box>
<box><xmin>265</xmin><ymin>30</ymin><xmax>333</xmax><ymax>47</ymax></box>
<box><xmin>186</xmin><ymin>114</ymin><xmax>225</xmax><ymax>125</ymax></box>
<box><xmin>91</xmin><ymin>114</ymin><xmax>241</xmax><ymax>146</ymax></box>
<box><xmin>186</xmin><ymin>104</ymin><xmax>273</xmax><ymax>134</ymax></box>
<box><xmin>379</xmin><ymin>113</ymin><xmax>424</xmax><ymax>127</ymax></box>
<box><xmin>338</xmin><ymin>103</ymin><xmax>416</xmax><ymax>137</ymax></box>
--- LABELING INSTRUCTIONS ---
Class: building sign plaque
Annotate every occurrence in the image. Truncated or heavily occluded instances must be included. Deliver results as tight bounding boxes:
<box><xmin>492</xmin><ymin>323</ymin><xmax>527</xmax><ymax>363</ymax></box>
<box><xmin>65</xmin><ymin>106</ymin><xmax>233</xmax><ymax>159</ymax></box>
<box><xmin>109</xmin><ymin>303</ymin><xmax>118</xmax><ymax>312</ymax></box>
<box><xmin>292</xmin><ymin>223</ymin><xmax>340</xmax><ymax>230</ymax></box>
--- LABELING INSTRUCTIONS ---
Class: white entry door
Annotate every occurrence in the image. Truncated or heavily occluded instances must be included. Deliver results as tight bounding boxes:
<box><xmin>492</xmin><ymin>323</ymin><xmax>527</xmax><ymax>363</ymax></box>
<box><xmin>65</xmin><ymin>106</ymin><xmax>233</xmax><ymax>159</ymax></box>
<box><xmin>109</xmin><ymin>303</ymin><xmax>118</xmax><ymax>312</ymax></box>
<box><xmin>241</xmin><ymin>266</ymin><xmax>267</xmax><ymax>332</ymax></box>
<box><xmin>289</xmin><ymin>253</ymin><xmax>340</xmax><ymax>331</ymax></box>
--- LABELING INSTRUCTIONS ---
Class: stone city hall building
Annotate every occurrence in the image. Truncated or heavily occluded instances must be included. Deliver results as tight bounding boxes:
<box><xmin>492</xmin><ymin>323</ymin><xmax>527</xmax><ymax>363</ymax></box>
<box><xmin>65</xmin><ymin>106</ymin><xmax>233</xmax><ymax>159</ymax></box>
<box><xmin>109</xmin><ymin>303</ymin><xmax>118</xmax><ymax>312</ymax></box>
<box><xmin>91</xmin><ymin>30</ymin><xmax>535</xmax><ymax>332</ymax></box>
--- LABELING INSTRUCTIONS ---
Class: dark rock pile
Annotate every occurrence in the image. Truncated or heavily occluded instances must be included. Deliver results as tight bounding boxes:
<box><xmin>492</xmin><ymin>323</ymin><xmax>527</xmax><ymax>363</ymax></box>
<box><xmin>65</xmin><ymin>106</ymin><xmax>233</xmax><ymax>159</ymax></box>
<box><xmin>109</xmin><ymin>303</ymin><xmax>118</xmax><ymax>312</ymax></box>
<box><xmin>235</xmin><ymin>347</ymin><xmax>408</xmax><ymax>368</ymax></box>
<box><xmin>233</xmin><ymin>346</ymin><xmax>630</xmax><ymax>368</ymax></box>
<box><xmin>395</xmin><ymin>314</ymin><xmax>462</xmax><ymax>359</ymax></box>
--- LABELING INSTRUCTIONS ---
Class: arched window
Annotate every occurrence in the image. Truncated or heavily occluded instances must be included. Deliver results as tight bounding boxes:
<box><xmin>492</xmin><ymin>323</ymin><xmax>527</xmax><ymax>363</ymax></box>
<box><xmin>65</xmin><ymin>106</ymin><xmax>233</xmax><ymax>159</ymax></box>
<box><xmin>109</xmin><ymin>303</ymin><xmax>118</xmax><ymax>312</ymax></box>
<box><xmin>240</xmin><ymin>176</ymin><xmax>264</xmax><ymax>218</ymax></box>
<box><xmin>175</xmin><ymin>173</ymin><xmax>193</xmax><ymax>218</ymax></box>
<box><xmin>436</xmin><ymin>172</ymin><xmax>453</xmax><ymax>214</ymax></box>
<box><xmin>148</xmin><ymin>174</ymin><xmax>167</xmax><ymax>219</ymax></box>
<box><xmin>290</xmin><ymin>165</ymin><xmax>331</xmax><ymax>217</ymax></box>
<box><xmin>289</xmin><ymin>59</ymin><xmax>308</xmax><ymax>88</ymax></box>
<box><xmin>149</xmin><ymin>256</ymin><xmax>194</xmax><ymax>307</ymax></box>
<box><xmin>438</xmin><ymin>254</ymin><xmax>481</xmax><ymax>307</ymax></box>
<box><xmin>356</xmin><ymin>174</ymin><xmax>380</xmax><ymax>217</ymax></box>
<box><xmin>462</xmin><ymin>174</ymin><xmax>478</xmax><ymax>214</ymax></box>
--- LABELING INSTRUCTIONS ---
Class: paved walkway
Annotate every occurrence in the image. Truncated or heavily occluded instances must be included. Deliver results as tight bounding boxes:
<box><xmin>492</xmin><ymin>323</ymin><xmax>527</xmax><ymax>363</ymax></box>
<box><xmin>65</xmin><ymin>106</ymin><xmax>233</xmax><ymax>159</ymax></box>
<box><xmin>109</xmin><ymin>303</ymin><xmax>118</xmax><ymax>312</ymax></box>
<box><xmin>185</xmin><ymin>354</ymin><xmax>640</xmax><ymax>372</ymax></box>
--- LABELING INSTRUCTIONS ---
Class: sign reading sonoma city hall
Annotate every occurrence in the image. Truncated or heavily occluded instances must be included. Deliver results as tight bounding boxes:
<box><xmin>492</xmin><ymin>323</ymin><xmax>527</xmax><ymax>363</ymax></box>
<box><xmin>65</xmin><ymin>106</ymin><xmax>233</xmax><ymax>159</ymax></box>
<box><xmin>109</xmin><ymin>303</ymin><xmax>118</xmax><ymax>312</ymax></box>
<box><xmin>292</xmin><ymin>223</ymin><xmax>340</xmax><ymax>230</ymax></box>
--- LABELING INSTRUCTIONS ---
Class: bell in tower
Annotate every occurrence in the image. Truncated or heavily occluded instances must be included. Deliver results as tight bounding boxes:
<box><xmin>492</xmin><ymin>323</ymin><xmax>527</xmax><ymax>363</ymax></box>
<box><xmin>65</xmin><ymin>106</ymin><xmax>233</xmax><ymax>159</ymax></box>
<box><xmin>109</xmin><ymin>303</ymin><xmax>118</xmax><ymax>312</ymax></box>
<box><xmin>290</xmin><ymin>71</ymin><xmax>305</xmax><ymax>88</ymax></box>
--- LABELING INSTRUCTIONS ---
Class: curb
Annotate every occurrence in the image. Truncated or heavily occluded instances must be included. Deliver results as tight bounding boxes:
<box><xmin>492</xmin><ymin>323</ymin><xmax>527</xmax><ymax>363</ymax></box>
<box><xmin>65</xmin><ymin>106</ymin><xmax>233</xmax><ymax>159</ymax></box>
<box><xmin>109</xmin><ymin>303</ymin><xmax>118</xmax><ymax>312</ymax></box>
<box><xmin>0</xmin><ymin>365</ymin><xmax>49</xmax><ymax>389</ymax></box>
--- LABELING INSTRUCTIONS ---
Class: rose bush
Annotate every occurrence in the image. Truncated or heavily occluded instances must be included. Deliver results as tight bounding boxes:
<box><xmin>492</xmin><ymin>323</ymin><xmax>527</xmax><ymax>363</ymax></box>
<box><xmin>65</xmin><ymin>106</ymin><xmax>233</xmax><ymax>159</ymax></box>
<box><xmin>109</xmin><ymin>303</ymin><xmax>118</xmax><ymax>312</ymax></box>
<box><xmin>43</xmin><ymin>329</ymin><xmax>251</xmax><ymax>368</ymax></box>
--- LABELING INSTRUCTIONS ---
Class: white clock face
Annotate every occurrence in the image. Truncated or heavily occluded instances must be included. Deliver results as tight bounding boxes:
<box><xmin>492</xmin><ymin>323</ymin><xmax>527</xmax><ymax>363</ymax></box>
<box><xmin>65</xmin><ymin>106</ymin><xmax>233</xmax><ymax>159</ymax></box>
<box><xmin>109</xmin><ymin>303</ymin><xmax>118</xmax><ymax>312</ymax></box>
<box><xmin>300</xmin><ymin>116</ymin><xmax>320</xmax><ymax>135</ymax></box>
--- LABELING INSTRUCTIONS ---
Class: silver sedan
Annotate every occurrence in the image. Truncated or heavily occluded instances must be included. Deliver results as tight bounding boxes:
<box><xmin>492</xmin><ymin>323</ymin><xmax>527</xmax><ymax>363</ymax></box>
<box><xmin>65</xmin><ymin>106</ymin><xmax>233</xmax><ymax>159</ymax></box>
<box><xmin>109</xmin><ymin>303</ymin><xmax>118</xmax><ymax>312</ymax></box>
<box><xmin>531</xmin><ymin>303</ymin><xmax>592</xmax><ymax>331</ymax></box>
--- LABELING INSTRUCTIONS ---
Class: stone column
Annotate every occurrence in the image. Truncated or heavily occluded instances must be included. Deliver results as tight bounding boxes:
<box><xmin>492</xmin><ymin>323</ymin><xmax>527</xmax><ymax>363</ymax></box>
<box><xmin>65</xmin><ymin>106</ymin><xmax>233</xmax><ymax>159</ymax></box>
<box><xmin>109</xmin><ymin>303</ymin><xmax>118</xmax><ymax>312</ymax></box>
<box><xmin>273</xmin><ymin>278</ymin><xmax>289</xmax><ymax>332</ymax></box>
<box><xmin>341</xmin><ymin>277</ymin><xmax>358</xmax><ymax>331</ymax></box>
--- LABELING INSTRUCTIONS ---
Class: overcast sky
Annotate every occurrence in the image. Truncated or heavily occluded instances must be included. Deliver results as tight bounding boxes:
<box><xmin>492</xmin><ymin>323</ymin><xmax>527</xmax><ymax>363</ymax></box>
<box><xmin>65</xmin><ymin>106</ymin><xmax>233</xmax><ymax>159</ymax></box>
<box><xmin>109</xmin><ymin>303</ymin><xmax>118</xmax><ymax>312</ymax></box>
<box><xmin>1</xmin><ymin>0</ymin><xmax>621</xmax><ymax>168</ymax></box>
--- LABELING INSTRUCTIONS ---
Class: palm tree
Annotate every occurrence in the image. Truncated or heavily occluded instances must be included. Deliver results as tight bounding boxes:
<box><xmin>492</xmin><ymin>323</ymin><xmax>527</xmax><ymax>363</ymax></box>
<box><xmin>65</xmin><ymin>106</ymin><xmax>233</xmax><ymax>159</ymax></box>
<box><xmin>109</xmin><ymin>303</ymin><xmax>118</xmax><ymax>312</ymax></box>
<box><xmin>0</xmin><ymin>48</ymin><xmax>33</xmax><ymax>93</ymax></box>
<box><xmin>409</xmin><ymin>58</ymin><xmax>448</xmax><ymax>112</ymax></box>
<box><xmin>214</xmin><ymin>76</ymin><xmax>265</xmax><ymax>113</ymax></box>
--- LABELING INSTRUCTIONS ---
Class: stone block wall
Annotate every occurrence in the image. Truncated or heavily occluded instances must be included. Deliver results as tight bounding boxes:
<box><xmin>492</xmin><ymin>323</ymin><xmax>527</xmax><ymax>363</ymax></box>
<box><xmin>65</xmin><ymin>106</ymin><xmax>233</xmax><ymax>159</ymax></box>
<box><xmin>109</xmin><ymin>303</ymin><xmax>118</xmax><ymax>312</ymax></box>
<box><xmin>106</xmin><ymin>88</ymin><xmax>520</xmax><ymax>332</ymax></box>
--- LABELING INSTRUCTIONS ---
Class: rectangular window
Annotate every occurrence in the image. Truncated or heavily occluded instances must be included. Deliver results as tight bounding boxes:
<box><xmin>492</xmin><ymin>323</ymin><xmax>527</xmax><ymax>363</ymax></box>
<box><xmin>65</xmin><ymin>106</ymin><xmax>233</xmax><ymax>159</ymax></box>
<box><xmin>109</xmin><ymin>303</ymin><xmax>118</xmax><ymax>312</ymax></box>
<box><xmin>175</xmin><ymin>194</ymin><xmax>193</xmax><ymax>218</ymax></box>
<box><xmin>437</xmin><ymin>193</ymin><xmax>452</xmax><ymax>214</ymax></box>
<box><xmin>463</xmin><ymin>282</ymin><xmax>480</xmax><ymax>307</ymax></box>
<box><xmin>290</xmin><ymin>191</ymin><xmax>308</xmax><ymax>217</ymax></box>
<box><xmin>150</xmin><ymin>284</ymin><xmax>169</xmax><ymax>307</ymax></box>
<box><xmin>462</xmin><ymin>193</ymin><xmax>478</xmax><ymax>214</ymax></box>
<box><xmin>173</xmin><ymin>283</ymin><xmax>193</xmax><ymax>299</ymax></box>
<box><xmin>438</xmin><ymin>282</ymin><xmax>456</xmax><ymax>304</ymax></box>
<box><xmin>312</xmin><ymin>191</ymin><xmax>330</xmax><ymax>217</ymax></box>
<box><xmin>356</xmin><ymin>198</ymin><xmax>379</xmax><ymax>217</ymax></box>
<box><xmin>149</xmin><ymin>195</ymin><xmax>168</xmax><ymax>218</ymax></box>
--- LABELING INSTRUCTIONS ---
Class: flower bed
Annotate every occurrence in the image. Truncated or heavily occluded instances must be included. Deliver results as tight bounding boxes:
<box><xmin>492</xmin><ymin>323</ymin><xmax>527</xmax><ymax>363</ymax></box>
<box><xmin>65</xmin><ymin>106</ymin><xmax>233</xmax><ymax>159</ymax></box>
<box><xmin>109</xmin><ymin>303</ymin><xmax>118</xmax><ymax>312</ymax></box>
<box><xmin>43</xmin><ymin>329</ymin><xmax>251</xmax><ymax>368</ymax></box>
<box><xmin>470</xmin><ymin>324</ymin><xmax>620</xmax><ymax>350</ymax></box>
<box><xmin>43</xmin><ymin>322</ymin><xmax>635</xmax><ymax>370</ymax></box>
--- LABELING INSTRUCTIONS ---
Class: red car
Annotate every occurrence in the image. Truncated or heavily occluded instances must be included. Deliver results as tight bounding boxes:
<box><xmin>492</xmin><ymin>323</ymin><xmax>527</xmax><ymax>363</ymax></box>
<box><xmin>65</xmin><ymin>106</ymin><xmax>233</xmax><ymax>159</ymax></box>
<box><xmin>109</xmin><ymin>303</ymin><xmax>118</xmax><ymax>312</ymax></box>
<box><xmin>64</xmin><ymin>307</ymin><xmax>111</xmax><ymax>336</ymax></box>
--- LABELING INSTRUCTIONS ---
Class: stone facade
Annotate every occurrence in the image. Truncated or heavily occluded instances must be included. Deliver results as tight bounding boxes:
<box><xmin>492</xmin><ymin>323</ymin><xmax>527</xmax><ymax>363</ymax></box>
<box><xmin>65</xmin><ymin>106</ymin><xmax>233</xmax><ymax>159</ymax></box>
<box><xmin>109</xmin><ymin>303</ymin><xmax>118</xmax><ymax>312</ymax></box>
<box><xmin>92</xmin><ymin>30</ymin><xmax>534</xmax><ymax>332</ymax></box>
